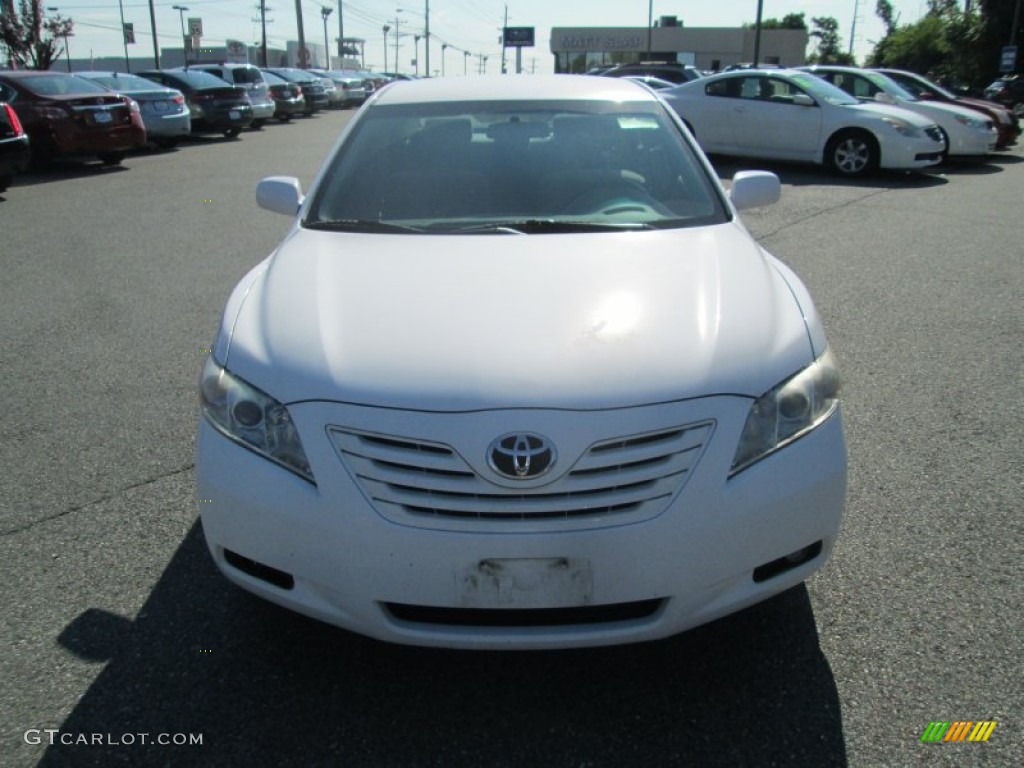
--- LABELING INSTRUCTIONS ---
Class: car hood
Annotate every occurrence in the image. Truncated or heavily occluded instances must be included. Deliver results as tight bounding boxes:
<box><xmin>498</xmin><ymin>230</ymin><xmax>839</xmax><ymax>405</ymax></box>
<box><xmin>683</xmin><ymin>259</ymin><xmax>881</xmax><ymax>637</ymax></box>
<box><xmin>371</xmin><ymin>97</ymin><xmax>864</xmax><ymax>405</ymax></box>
<box><xmin>221</xmin><ymin>223</ymin><xmax>814</xmax><ymax>410</ymax></box>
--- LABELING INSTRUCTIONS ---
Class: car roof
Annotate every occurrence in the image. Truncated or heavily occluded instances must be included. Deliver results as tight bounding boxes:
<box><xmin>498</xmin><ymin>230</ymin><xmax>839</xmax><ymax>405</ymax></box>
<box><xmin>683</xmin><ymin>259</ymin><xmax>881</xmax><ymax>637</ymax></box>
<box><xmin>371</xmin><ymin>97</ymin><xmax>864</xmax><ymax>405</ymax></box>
<box><xmin>371</xmin><ymin>75</ymin><xmax>658</xmax><ymax>105</ymax></box>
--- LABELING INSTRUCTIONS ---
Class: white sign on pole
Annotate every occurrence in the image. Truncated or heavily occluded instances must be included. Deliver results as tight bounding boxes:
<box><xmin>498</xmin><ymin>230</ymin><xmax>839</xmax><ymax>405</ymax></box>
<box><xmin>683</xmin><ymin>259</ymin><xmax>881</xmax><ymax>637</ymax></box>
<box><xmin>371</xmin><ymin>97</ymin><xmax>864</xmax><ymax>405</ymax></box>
<box><xmin>188</xmin><ymin>17</ymin><xmax>203</xmax><ymax>37</ymax></box>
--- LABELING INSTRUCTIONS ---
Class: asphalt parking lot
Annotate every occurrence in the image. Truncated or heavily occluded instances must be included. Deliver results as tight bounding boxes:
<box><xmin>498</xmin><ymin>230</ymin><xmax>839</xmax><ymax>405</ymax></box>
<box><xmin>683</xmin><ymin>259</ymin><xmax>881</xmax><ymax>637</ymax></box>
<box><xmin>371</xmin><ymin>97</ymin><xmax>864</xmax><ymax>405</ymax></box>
<box><xmin>1</xmin><ymin>109</ymin><xmax>1021</xmax><ymax>767</ymax></box>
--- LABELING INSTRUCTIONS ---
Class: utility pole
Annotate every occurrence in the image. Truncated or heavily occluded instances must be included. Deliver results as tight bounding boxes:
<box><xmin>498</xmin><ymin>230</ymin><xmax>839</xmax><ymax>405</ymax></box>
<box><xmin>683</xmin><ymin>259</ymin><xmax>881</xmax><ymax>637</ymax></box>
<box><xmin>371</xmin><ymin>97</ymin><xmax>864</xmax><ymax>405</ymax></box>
<box><xmin>753</xmin><ymin>0</ymin><xmax>764</xmax><ymax>66</ymax></box>
<box><xmin>848</xmin><ymin>0</ymin><xmax>860</xmax><ymax>58</ymax></box>
<box><xmin>337</xmin><ymin>1</ymin><xmax>344</xmax><ymax>61</ymax></box>
<box><xmin>424</xmin><ymin>0</ymin><xmax>430</xmax><ymax>78</ymax></box>
<box><xmin>294</xmin><ymin>0</ymin><xmax>307</xmax><ymax>67</ymax></box>
<box><xmin>256</xmin><ymin>1</ymin><xmax>270</xmax><ymax>67</ymax></box>
<box><xmin>147</xmin><ymin>0</ymin><xmax>160</xmax><ymax>68</ymax></box>
<box><xmin>501</xmin><ymin>3</ymin><xmax>507</xmax><ymax>74</ymax></box>
<box><xmin>321</xmin><ymin>6</ymin><xmax>333</xmax><ymax>68</ymax></box>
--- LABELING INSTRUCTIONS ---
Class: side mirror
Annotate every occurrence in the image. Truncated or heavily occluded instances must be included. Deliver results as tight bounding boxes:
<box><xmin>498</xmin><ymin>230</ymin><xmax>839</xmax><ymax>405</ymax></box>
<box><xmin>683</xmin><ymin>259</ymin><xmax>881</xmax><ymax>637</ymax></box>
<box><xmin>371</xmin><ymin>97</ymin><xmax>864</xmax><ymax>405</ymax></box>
<box><xmin>874</xmin><ymin>92</ymin><xmax>897</xmax><ymax>105</ymax></box>
<box><xmin>792</xmin><ymin>93</ymin><xmax>815</xmax><ymax>107</ymax></box>
<box><xmin>256</xmin><ymin>176</ymin><xmax>304</xmax><ymax>216</ymax></box>
<box><xmin>729</xmin><ymin>170</ymin><xmax>781</xmax><ymax>210</ymax></box>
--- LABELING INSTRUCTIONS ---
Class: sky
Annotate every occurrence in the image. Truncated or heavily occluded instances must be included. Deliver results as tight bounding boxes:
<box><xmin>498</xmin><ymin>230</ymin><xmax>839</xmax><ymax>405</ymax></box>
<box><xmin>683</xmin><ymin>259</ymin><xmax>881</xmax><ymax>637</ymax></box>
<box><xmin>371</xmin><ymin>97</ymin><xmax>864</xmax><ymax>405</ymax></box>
<box><xmin>33</xmin><ymin>0</ymin><xmax>935</xmax><ymax>72</ymax></box>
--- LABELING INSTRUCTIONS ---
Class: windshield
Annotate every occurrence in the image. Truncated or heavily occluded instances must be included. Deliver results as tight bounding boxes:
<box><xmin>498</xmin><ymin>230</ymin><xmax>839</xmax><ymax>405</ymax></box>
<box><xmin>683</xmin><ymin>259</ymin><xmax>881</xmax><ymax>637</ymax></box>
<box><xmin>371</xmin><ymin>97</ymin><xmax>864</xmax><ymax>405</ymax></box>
<box><xmin>305</xmin><ymin>99</ymin><xmax>727</xmax><ymax>233</ymax></box>
<box><xmin>788</xmin><ymin>72</ymin><xmax>859</xmax><ymax>106</ymax></box>
<box><xmin>20</xmin><ymin>74</ymin><xmax>109</xmax><ymax>96</ymax></box>
<box><xmin>863</xmin><ymin>70</ymin><xmax>917</xmax><ymax>101</ymax></box>
<box><xmin>168</xmin><ymin>70</ymin><xmax>232</xmax><ymax>88</ymax></box>
<box><xmin>85</xmin><ymin>73</ymin><xmax>167</xmax><ymax>91</ymax></box>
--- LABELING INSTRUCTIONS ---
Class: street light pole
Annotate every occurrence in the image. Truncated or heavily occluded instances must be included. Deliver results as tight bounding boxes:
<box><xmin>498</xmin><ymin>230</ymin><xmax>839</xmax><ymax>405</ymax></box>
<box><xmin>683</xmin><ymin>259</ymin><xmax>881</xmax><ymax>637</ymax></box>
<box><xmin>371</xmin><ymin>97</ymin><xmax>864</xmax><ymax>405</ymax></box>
<box><xmin>147</xmin><ymin>0</ymin><xmax>160</xmax><ymax>68</ymax></box>
<box><xmin>382</xmin><ymin>24</ymin><xmax>390</xmax><ymax>71</ymax></box>
<box><xmin>441</xmin><ymin>42</ymin><xmax>447</xmax><ymax>76</ymax></box>
<box><xmin>172</xmin><ymin>5</ymin><xmax>189</xmax><ymax>66</ymax></box>
<box><xmin>46</xmin><ymin>7</ymin><xmax>72</xmax><ymax>71</ymax></box>
<box><xmin>413</xmin><ymin>34</ymin><xmax>420</xmax><ymax>75</ymax></box>
<box><xmin>321</xmin><ymin>6</ymin><xmax>333</xmax><ymax>68</ymax></box>
<box><xmin>424</xmin><ymin>0</ymin><xmax>429</xmax><ymax>78</ymax></box>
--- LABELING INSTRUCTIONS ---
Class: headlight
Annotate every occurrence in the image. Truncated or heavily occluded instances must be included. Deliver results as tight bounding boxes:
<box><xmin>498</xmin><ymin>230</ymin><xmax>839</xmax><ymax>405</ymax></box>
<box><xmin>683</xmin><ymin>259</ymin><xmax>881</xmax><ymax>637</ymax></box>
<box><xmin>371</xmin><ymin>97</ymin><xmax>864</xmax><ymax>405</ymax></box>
<box><xmin>199</xmin><ymin>355</ymin><xmax>315</xmax><ymax>483</ymax></box>
<box><xmin>730</xmin><ymin>348</ymin><xmax>840</xmax><ymax>476</ymax></box>
<box><xmin>879</xmin><ymin>116</ymin><xmax>920</xmax><ymax>137</ymax></box>
<box><xmin>953</xmin><ymin>113</ymin><xmax>988</xmax><ymax>130</ymax></box>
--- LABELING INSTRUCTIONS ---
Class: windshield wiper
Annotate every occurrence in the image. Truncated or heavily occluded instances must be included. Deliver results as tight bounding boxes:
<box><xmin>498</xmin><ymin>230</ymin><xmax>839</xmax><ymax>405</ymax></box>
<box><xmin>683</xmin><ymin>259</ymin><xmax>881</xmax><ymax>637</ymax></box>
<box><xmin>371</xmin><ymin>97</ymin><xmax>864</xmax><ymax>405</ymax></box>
<box><xmin>442</xmin><ymin>219</ymin><xmax>658</xmax><ymax>234</ymax></box>
<box><xmin>303</xmin><ymin>219</ymin><xmax>426</xmax><ymax>233</ymax></box>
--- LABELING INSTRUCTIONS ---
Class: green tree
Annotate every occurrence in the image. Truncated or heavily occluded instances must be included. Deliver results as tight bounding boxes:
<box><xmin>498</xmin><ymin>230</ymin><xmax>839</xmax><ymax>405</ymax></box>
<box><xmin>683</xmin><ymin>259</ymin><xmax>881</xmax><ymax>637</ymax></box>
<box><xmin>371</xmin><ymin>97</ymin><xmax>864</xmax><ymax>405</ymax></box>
<box><xmin>807</xmin><ymin>16</ymin><xmax>856</xmax><ymax>64</ymax></box>
<box><xmin>0</xmin><ymin>0</ymin><xmax>72</xmax><ymax>70</ymax></box>
<box><xmin>747</xmin><ymin>13</ymin><xmax>807</xmax><ymax>31</ymax></box>
<box><xmin>868</xmin><ymin>4</ymin><xmax>983</xmax><ymax>87</ymax></box>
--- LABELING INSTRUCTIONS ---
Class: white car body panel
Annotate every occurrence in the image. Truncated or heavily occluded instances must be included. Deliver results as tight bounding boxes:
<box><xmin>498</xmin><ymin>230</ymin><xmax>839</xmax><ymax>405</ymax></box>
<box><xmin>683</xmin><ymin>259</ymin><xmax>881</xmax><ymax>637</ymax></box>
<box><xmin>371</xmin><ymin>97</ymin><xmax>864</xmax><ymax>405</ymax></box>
<box><xmin>221</xmin><ymin>226</ymin><xmax>813</xmax><ymax>410</ymax></box>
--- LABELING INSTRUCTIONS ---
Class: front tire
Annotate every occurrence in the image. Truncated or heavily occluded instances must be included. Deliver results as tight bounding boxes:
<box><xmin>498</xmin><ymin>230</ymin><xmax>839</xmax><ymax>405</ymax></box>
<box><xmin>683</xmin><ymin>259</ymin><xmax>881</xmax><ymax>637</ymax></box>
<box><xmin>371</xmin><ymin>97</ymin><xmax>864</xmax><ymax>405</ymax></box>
<box><xmin>824</xmin><ymin>130</ymin><xmax>878</xmax><ymax>177</ymax></box>
<box><xmin>98</xmin><ymin>152</ymin><xmax>124</xmax><ymax>166</ymax></box>
<box><xmin>223</xmin><ymin>127</ymin><xmax>242</xmax><ymax>139</ymax></box>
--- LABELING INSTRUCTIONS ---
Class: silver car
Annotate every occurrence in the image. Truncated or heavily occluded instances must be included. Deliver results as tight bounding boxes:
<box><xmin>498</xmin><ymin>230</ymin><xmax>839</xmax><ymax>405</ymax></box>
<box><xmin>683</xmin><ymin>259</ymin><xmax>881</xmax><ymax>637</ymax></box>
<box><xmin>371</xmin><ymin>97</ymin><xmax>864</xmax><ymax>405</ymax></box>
<box><xmin>73</xmin><ymin>71</ymin><xmax>191</xmax><ymax>148</ymax></box>
<box><xmin>189</xmin><ymin>64</ymin><xmax>276</xmax><ymax>127</ymax></box>
<box><xmin>309</xmin><ymin>69</ymin><xmax>366</xmax><ymax>108</ymax></box>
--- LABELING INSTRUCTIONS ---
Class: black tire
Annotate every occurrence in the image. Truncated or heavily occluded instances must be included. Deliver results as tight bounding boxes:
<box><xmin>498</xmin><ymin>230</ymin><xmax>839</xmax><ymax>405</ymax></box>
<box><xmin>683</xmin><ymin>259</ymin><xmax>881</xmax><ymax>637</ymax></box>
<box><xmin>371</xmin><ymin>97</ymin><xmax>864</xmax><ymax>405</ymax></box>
<box><xmin>250</xmin><ymin>119</ymin><xmax>265</xmax><ymax>130</ymax></box>
<box><xmin>277</xmin><ymin>115</ymin><xmax>292</xmax><ymax>123</ymax></box>
<box><xmin>98</xmin><ymin>152</ymin><xmax>124</xmax><ymax>166</ymax></box>
<box><xmin>154</xmin><ymin>138</ymin><xmax>179</xmax><ymax>150</ymax></box>
<box><xmin>223</xmin><ymin>127</ymin><xmax>242</xmax><ymax>139</ymax></box>
<box><xmin>824</xmin><ymin>130</ymin><xmax>878</xmax><ymax>177</ymax></box>
<box><xmin>0</xmin><ymin>173</ymin><xmax>11</xmax><ymax>192</ymax></box>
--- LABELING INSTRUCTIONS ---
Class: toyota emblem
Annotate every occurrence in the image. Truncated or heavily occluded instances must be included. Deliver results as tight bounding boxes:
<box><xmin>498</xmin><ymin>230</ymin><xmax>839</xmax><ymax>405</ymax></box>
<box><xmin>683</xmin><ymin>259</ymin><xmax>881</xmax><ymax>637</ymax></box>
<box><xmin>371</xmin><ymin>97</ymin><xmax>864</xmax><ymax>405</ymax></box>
<box><xmin>488</xmin><ymin>433</ymin><xmax>556</xmax><ymax>479</ymax></box>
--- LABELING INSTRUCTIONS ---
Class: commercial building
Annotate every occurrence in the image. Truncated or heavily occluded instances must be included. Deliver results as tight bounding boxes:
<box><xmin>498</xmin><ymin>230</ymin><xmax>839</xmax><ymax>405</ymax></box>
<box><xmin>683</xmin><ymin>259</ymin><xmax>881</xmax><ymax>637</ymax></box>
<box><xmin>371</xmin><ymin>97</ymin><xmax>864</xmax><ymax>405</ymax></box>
<box><xmin>551</xmin><ymin>23</ymin><xmax>808</xmax><ymax>73</ymax></box>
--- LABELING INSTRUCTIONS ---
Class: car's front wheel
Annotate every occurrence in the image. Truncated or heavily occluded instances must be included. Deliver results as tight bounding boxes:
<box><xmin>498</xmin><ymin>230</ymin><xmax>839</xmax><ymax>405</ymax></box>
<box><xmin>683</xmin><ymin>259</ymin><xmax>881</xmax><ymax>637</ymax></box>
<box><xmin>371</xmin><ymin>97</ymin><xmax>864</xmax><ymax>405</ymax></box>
<box><xmin>824</xmin><ymin>130</ymin><xmax>878</xmax><ymax>177</ymax></box>
<box><xmin>98</xmin><ymin>152</ymin><xmax>124</xmax><ymax>166</ymax></box>
<box><xmin>223</xmin><ymin>127</ymin><xmax>242</xmax><ymax>139</ymax></box>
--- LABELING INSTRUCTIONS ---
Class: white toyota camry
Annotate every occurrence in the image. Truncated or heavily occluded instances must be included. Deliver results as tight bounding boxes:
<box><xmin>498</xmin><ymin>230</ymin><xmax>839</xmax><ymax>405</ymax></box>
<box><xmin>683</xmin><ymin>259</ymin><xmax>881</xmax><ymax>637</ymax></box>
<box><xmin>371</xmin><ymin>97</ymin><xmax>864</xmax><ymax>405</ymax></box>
<box><xmin>197</xmin><ymin>75</ymin><xmax>847</xmax><ymax>650</ymax></box>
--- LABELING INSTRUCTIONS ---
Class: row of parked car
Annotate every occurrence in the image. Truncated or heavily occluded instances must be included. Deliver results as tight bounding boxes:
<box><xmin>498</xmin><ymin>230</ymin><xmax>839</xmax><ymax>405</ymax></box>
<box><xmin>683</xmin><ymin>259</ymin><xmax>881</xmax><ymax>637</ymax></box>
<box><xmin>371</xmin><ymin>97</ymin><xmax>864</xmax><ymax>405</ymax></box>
<box><xmin>593</xmin><ymin>62</ymin><xmax>1021</xmax><ymax>177</ymax></box>
<box><xmin>0</xmin><ymin>64</ymin><xmax>386</xmax><ymax>192</ymax></box>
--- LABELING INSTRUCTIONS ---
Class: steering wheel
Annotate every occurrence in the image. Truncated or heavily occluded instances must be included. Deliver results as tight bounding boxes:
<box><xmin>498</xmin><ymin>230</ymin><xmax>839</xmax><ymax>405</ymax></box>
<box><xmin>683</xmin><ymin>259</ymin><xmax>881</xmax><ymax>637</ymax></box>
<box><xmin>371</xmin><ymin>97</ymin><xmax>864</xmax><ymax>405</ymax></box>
<box><xmin>560</xmin><ymin>181</ymin><xmax>663</xmax><ymax>216</ymax></box>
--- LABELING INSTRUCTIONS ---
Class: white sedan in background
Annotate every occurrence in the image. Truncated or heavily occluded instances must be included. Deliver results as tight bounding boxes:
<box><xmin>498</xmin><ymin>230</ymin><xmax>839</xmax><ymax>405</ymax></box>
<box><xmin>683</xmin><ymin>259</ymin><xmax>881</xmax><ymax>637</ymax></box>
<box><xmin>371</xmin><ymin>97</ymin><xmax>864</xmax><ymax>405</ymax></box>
<box><xmin>802</xmin><ymin>65</ymin><xmax>998</xmax><ymax>158</ymax></box>
<box><xmin>197</xmin><ymin>75</ymin><xmax>846</xmax><ymax>650</ymax></box>
<box><xmin>660</xmin><ymin>68</ymin><xmax>946</xmax><ymax>176</ymax></box>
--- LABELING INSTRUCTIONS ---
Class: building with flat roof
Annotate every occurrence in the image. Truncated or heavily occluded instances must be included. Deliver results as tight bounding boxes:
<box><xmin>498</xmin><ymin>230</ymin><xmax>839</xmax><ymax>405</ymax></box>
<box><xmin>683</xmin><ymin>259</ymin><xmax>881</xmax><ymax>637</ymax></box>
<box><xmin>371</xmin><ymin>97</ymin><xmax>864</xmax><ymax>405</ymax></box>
<box><xmin>551</xmin><ymin>26</ymin><xmax>808</xmax><ymax>73</ymax></box>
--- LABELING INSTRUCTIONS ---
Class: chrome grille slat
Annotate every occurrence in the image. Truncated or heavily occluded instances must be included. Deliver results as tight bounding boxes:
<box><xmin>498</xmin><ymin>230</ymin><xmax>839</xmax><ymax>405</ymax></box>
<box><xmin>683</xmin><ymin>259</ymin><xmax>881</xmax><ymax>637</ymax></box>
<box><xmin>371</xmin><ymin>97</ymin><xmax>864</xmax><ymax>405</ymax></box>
<box><xmin>328</xmin><ymin>421</ymin><xmax>713</xmax><ymax>529</ymax></box>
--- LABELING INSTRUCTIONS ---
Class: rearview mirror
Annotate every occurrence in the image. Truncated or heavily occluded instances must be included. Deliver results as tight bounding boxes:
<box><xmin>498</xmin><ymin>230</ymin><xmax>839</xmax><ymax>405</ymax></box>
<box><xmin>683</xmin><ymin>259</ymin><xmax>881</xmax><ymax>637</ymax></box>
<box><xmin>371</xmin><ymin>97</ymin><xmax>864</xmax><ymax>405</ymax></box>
<box><xmin>256</xmin><ymin>176</ymin><xmax>304</xmax><ymax>216</ymax></box>
<box><xmin>729</xmin><ymin>171</ymin><xmax>781</xmax><ymax>210</ymax></box>
<box><xmin>792</xmin><ymin>93</ymin><xmax>815</xmax><ymax>107</ymax></box>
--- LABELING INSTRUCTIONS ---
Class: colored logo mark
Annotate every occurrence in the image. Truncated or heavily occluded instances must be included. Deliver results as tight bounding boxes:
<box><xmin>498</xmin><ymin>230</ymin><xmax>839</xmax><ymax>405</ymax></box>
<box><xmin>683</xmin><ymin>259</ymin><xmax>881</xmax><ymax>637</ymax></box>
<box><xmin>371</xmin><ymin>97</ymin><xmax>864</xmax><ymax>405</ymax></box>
<box><xmin>921</xmin><ymin>721</ymin><xmax>997</xmax><ymax>742</ymax></box>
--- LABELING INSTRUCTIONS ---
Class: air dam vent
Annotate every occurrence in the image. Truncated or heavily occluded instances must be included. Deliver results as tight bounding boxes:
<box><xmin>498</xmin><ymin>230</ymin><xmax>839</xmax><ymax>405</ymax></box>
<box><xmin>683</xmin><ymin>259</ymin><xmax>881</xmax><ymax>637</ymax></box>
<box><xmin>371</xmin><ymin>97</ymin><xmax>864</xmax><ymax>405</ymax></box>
<box><xmin>223</xmin><ymin>549</ymin><xmax>295</xmax><ymax>590</ymax></box>
<box><xmin>385</xmin><ymin>599</ymin><xmax>665</xmax><ymax>627</ymax></box>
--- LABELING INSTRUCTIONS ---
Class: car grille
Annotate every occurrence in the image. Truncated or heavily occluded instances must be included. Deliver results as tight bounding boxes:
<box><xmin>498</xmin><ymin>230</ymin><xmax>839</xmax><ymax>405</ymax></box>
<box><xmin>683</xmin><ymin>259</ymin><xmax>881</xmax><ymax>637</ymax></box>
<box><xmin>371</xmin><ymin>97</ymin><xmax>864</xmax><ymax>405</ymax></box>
<box><xmin>924</xmin><ymin>126</ymin><xmax>944</xmax><ymax>143</ymax></box>
<box><xmin>329</xmin><ymin>421</ymin><xmax>713</xmax><ymax>530</ymax></box>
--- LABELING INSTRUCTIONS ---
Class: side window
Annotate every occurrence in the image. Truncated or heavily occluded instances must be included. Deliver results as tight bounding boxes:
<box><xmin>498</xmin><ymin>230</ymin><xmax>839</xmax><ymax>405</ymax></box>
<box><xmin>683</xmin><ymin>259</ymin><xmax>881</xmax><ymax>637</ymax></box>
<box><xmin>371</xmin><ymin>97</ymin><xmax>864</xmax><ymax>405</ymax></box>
<box><xmin>852</xmin><ymin>76</ymin><xmax>880</xmax><ymax>99</ymax></box>
<box><xmin>0</xmin><ymin>83</ymin><xmax>13</xmax><ymax>102</ymax></box>
<box><xmin>739</xmin><ymin>77</ymin><xmax>762</xmax><ymax>99</ymax></box>
<box><xmin>705</xmin><ymin>78</ymin><xmax>738</xmax><ymax>98</ymax></box>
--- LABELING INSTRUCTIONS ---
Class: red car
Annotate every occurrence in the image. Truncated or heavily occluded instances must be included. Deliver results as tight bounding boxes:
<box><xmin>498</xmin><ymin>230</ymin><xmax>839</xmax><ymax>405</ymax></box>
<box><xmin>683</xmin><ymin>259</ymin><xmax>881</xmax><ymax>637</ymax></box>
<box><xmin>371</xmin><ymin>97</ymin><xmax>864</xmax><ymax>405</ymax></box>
<box><xmin>876</xmin><ymin>68</ymin><xmax>1020</xmax><ymax>149</ymax></box>
<box><xmin>0</xmin><ymin>70</ymin><xmax>147</xmax><ymax>165</ymax></box>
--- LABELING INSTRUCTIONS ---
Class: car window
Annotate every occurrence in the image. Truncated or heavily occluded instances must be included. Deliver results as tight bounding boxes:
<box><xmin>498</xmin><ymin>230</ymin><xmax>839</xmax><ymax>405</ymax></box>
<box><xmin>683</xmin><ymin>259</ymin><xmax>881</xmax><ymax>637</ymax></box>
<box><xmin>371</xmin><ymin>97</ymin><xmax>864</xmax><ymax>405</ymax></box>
<box><xmin>862</xmin><ymin>71</ymin><xmax>916</xmax><ymax>101</ymax></box>
<box><xmin>0</xmin><ymin>83</ymin><xmax>14</xmax><ymax>102</ymax></box>
<box><xmin>18</xmin><ymin>74</ymin><xmax>109</xmax><ymax>97</ymax></box>
<box><xmin>306</xmin><ymin>99</ymin><xmax>727</xmax><ymax>232</ymax></box>
<box><xmin>705</xmin><ymin>77</ymin><xmax>740</xmax><ymax>98</ymax></box>
<box><xmin>167</xmin><ymin>70</ymin><xmax>231</xmax><ymax>88</ymax></box>
<box><xmin>84</xmin><ymin>73</ymin><xmax>163</xmax><ymax>91</ymax></box>
<box><xmin>229</xmin><ymin>67</ymin><xmax>263</xmax><ymax>85</ymax></box>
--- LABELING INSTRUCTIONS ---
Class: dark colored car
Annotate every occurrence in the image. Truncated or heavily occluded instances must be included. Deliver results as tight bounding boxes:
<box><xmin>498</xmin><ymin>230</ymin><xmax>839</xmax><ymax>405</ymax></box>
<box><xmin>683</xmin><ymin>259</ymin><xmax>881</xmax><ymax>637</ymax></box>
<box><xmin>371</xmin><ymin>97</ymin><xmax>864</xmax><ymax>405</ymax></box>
<box><xmin>597</xmin><ymin>62</ymin><xmax>703</xmax><ymax>84</ymax></box>
<box><xmin>983</xmin><ymin>75</ymin><xmax>1024</xmax><ymax>116</ymax></box>
<box><xmin>0</xmin><ymin>101</ymin><xmax>31</xmax><ymax>191</ymax></box>
<box><xmin>879</xmin><ymin>68</ymin><xmax>1019</xmax><ymax>148</ymax></box>
<box><xmin>0</xmin><ymin>71</ymin><xmax>146</xmax><ymax>165</ymax></box>
<box><xmin>261</xmin><ymin>68</ymin><xmax>328</xmax><ymax>114</ymax></box>
<box><xmin>259</xmin><ymin>70</ymin><xmax>306</xmax><ymax>121</ymax></box>
<box><xmin>136</xmin><ymin>69</ymin><xmax>253</xmax><ymax>138</ymax></box>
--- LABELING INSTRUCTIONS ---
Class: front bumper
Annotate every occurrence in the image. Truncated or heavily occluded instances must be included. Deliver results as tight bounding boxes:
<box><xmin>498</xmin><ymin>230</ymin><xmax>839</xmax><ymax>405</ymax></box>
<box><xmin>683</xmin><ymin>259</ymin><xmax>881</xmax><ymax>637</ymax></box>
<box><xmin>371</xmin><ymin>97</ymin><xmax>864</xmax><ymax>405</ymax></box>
<box><xmin>197</xmin><ymin>397</ymin><xmax>846</xmax><ymax>650</ymax></box>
